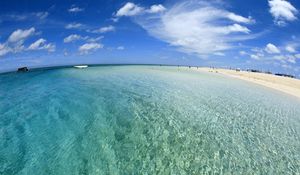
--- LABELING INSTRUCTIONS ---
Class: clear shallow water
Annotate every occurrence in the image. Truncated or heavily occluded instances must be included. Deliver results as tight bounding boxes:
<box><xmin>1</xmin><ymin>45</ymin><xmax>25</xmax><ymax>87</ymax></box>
<box><xmin>0</xmin><ymin>66</ymin><xmax>300</xmax><ymax>175</ymax></box>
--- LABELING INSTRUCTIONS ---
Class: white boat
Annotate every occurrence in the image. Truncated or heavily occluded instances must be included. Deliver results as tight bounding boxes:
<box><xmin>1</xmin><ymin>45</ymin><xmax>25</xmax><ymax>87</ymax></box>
<box><xmin>74</xmin><ymin>65</ymin><xmax>88</xmax><ymax>69</ymax></box>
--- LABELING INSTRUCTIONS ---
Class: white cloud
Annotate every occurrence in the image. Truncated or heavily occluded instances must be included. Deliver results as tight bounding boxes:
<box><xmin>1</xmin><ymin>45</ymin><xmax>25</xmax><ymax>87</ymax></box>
<box><xmin>65</xmin><ymin>23</ymin><xmax>83</xmax><ymax>29</ymax></box>
<box><xmin>247</xmin><ymin>42</ymin><xmax>300</xmax><ymax>69</ymax></box>
<box><xmin>265</xmin><ymin>43</ymin><xmax>281</xmax><ymax>54</ymax></box>
<box><xmin>86</xmin><ymin>36</ymin><xmax>103</xmax><ymax>42</ymax></box>
<box><xmin>92</xmin><ymin>25</ymin><xmax>115</xmax><ymax>33</ymax></box>
<box><xmin>8</xmin><ymin>27</ymin><xmax>36</xmax><ymax>43</ymax></box>
<box><xmin>3</xmin><ymin>27</ymin><xmax>36</xmax><ymax>55</ymax></box>
<box><xmin>268</xmin><ymin>0</ymin><xmax>298</xmax><ymax>26</ymax></box>
<box><xmin>64</xmin><ymin>34</ymin><xmax>83</xmax><ymax>43</ymax></box>
<box><xmin>147</xmin><ymin>4</ymin><xmax>166</xmax><ymax>13</ymax></box>
<box><xmin>79</xmin><ymin>43</ymin><xmax>103</xmax><ymax>54</ymax></box>
<box><xmin>221</xmin><ymin>24</ymin><xmax>250</xmax><ymax>34</ymax></box>
<box><xmin>116</xmin><ymin>2</ymin><xmax>144</xmax><ymax>17</ymax></box>
<box><xmin>134</xmin><ymin>1</ymin><xmax>255</xmax><ymax>56</ymax></box>
<box><xmin>117</xmin><ymin>46</ymin><xmax>125</xmax><ymax>50</ymax></box>
<box><xmin>63</xmin><ymin>49</ymin><xmax>69</xmax><ymax>56</ymax></box>
<box><xmin>28</xmin><ymin>38</ymin><xmax>55</xmax><ymax>52</ymax></box>
<box><xmin>239</xmin><ymin>51</ymin><xmax>247</xmax><ymax>56</ymax></box>
<box><xmin>250</xmin><ymin>54</ymin><xmax>260</xmax><ymax>60</ymax></box>
<box><xmin>227</xmin><ymin>13</ymin><xmax>254</xmax><ymax>24</ymax></box>
<box><xmin>115</xmin><ymin>2</ymin><xmax>166</xmax><ymax>17</ymax></box>
<box><xmin>287</xmin><ymin>55</ymin><xmax>297</xmax><ymax>63</ymax></box>
<box><xmin>34</xmin><ymin>12</ymin><xmax>49</xmax><ymax>19</ymax></box>
<box><xmin>250</xmin><ymin>51</ymin><xmax>264</xmax><ymax>60</ymax></box>
<box><xmin>0</xmin><ymin>27</ymin><xmax>35</xmax><ymax>56</ymax></box>
<box><xmin>0</xmin><ymin>43</ymin><xmax>12</xmax><ymax>56</ymax></box>
<box><xmin>68</xmin><ymin>6</ymin><xmax>84</xmax><ymax>13</ymax></box>
<box><xmin>285</xmin><ymin>45</ymin><xmax>296</xmax><ymax>53</ymax></box>
<box><xmin>214</xmin><ymin>52</ymin><xmax>225</xmax><ymax>56</ymax></box>
<box><xmin>28</xmin><ymin>39</ymin><xmax>45</xmax><ymax>50</ymax></box>
<box><xmin>281</xmin><ymin>64</ymin><xmax>293</xmax><ymax>69</ymax></box>
<box><xmin>0</xmin><ymin>27</ymin><xmax>56</xmax><ymax>57</ymax></box>
<box><xmin>64</xmin><ymin>34</ymin><xmax>103</xmax><ymax>43</ymax></box>
<box><xmin>273</xmin><ymin>54</ymin><xmax>297</xmax><ymax>64</ymax></box>
<box><xmin>0</xmin><ymin>12</ymin><xmax>48</xmax><ymax>22</ymax></box>
<box><xmin>251</xmin><ymin>47</ymin><xmax>264</xmax><ymax>53</ymax></box>
<box><xmin>111</xmin><ymin>17</ymin><xmax>119</xmax><ymax>22</ymax></box>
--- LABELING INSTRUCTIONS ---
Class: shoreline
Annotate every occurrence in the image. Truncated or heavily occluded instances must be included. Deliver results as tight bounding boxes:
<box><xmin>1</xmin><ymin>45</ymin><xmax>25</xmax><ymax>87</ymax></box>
<box><xmin>196</xmin><ymin>67</ymin><xmax>300</xmax><ymax>99</ymax></box>
<box><xmin>1</xmin><ymin>64</ymin><xmax>299</xmax><ymax>99</ymax></box>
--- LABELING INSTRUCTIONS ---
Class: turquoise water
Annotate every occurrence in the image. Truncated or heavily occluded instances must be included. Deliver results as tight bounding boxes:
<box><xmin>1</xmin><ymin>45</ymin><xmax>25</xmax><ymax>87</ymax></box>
<box><xmin>0</xmin><ymin>66</ymin><xmax>300</xmax><ymax>174</ymax></box>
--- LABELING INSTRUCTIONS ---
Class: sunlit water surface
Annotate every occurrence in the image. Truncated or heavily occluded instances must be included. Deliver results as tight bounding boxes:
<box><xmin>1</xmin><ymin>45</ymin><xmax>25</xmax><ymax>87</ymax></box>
<box><xmin>0</xmin><ymin>66</ymin><xmax>300</xmax><ymax>174</ymax></box>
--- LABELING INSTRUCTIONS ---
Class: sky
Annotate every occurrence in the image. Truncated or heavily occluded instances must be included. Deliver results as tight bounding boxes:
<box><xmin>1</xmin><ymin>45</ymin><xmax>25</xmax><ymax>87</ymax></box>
<box><xmin>0</xmin><ymin>0</ymin><xmax>300</xmax><ymax>76</ymax></box>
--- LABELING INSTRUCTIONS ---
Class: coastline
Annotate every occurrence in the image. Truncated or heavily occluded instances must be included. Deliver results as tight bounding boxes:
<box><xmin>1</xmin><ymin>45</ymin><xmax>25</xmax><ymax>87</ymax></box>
<box><xmin>196</xmin><ymin>67</ymin><xmax>300</xmax><ymax>99</ymax></box>
<box><xmin>1</xmin><ymin>63</ymin><xmax>299</xmax><ymax>99</ymax></box>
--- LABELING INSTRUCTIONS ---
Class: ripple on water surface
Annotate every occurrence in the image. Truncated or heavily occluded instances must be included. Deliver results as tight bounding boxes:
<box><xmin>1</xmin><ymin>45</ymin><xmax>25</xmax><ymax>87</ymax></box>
<box><xmin>0</xmin><ymin>66</ymin><xmax>300</xmax><ymax>174</ymax></box>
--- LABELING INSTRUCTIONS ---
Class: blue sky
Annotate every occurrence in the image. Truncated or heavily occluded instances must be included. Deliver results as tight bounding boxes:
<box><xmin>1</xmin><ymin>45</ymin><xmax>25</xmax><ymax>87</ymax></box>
<box><xmin>0</xmin><ymin>0</ymin><xmax>299</xmax><ymax>76</ymax></box>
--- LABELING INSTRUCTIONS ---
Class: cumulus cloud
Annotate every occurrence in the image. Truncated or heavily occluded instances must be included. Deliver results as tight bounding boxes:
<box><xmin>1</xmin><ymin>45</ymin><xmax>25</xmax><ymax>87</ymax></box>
<box><xmin>92</xmin><ymin>25</ymin><xmax>115</xmax><ymax>33</ymax></box>
<box><xmin>246</xmin><ymin>41</ymin><xmax>300</xmax><ymax>69</ymax></box>
<box><xmin>285</xmin><ymin>45</ymin><xmax>297</xmax><ymax>53</ymax></box>
<box><xmin>273</xmin><ymin>54</ymin><xmax>297</xmax><ymax>64</ymax></box>
<box><xmin>117</xmin><ymin>46</ymin><xmax>125</xmax><ymax>50</ymax></box>
<box><xmin>132</xmin><ymin>1</ymin><xmax>255</xmax><ymax>56</ymax></box>
<box><xmin>265</xmin><ymin>43</ymin><xmax>281</xmax><ymax>54</ymax></box>
<box><xmin>64</xmin><ymin>34</ymin><xmax>83</xmax><ymax>43</ymax></box>
<box><xmin>79</xmin><ymin>43</ymin><xmax>103</xmax><ymax>54</ymax></box>
<box><xmin>28</xmin><ymin>38</ymin><xmax>55</xmax><ymax>52</ymax></box>
<box><xmin>68</xmin><ymin>6</ymin><xmax>84</xmax><ymax>13</ymax></box>
<box><xmin>86</xmin><ymin>36</ymin><xmax>103</xmax><ymax>42</ymax></box>
<box><xmin>63</xmin><ymin>34</ymin><xmax>103</xmax><ymax>43</ymax></box>
<box><xmin>239</xmin><ymin>51</ymin><xmax>248</xmax><ymax>56</ymax></box>
<box><xmin>115</xmin><ymin>2</ymin><xmax>166</xmax><ymax>17</ymax></box>
<box><xmin>147</xmin><ymin>4</ymin><xmax>166</xmax><ymax>13</ymax></box>
<box><xmin>65</xmin><ymin>23</ymin><xmax>83</xmax><ymax>29</ymax></box>
<box><xmin>116</xmin><ymin>2</ymin><xmax>144</xmax><ymax>17</ymax></box>
<box><xmin>0</xmin><ymin>27</ymin><xmax>37</xmax><ymax>56</ymax></box>
<box><xmin>247</xmin><ymin>47</ymin><xmax>265</xmax><ymax>60</ymax></box>
<box><xmin>0</xmin><ymin>27</ymin><xmax>56</xmax><ymax>57</ymax></box>
<box><xmin>8</xmin><ymin>27</ymin><xmax>36</xmax><ymax>43</ymax></box>
<box><xmin>295</xmin><ymin>53</ymin><xmax>300</xmax><ymax>59</ymax></box>
<box><xmin>268</xmin><ymin>0</ymin><xmax>298</xmax><ymax>26</ymax></box>
<box><xmin>250</xmin><ymin>54</ymin><xmax>261</xmax><ymax>60</ymax></box>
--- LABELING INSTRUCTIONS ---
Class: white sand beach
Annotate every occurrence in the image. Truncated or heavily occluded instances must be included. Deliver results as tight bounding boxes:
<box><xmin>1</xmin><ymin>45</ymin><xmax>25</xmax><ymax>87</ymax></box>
<box><xmin>196</xmin><ymin>67</ymin><xmax>300</xmax><ymax>99</ymax></box>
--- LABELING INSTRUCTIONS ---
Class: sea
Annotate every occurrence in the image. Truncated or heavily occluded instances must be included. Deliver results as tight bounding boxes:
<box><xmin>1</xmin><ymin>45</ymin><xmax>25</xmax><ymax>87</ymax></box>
<box><xmin>0</xmin><ymin>65</ymin><xmax>299</xmax><ymax>174</ymax></box>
